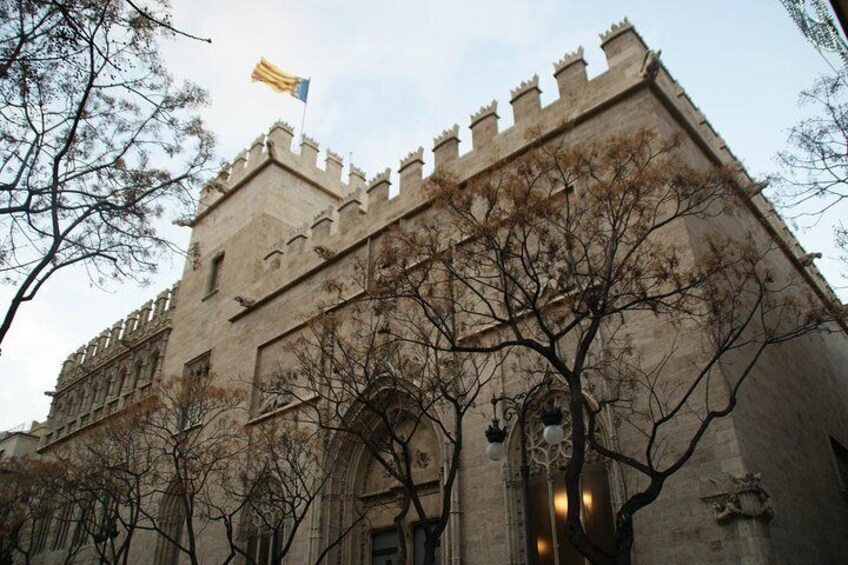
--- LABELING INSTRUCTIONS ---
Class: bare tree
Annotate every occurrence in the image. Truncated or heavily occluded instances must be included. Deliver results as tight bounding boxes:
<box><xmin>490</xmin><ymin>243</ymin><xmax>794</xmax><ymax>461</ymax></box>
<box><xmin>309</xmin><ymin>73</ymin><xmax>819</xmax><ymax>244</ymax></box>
<box><xmin>0</xmin><ymin>457</ymin><xmax>65</xmax><ymax>565</ymax></box>
<box><xmin>57</xmin><ymin>397</ymin><xmax>160</xmax><ymax>565</ymax></box>
<box><xmin>776</xmin><ymin>67</ymin><xmax>848</xmax><ymax>269</ymax></box>
<box><xmin>136</xmin><ymin>373</ymin><xmax>246</xmax><ymax>565</ymax></box>
<box><xmin>203</xmin><ymin>421</ymin><xmax>334</xmax><ymax>565</ymax></box>
<box><xmin>287</xmin><ymin>129</ymin><xmax>837</xmax><ymax>564</ymax></box>
<box><xmin>0</xmin><ymin>0</ymin><xmax>215</xmax><ymax>349</ymax></box>
<box><xmin>276</xmin><ymin>289</ymin><xmax>500</xmax><ymax>565</ymax></box>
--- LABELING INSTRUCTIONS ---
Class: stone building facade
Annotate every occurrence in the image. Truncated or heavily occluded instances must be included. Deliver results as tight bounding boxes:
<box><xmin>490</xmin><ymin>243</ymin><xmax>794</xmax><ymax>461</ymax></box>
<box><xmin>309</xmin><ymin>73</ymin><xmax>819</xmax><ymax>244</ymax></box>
<box><xmin>32</xmin><ymin>19</ymin><xmax>848</xmax><ymax>565</ymax></box>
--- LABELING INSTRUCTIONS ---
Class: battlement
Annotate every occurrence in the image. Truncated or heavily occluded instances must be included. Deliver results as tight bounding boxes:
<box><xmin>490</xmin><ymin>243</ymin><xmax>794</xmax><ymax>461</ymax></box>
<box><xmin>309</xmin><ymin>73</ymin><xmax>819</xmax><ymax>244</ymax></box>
<box><xmin>195</xmin><ymin>120</ymin><xmax>367</xmax><ymax>220</ymax></box>
<box><xmin>56</xmin><ymin>283</ymin><xmax>179</xmax><ymax>389</ymax></box>
<box><xmin>225</xmin><ymin>19</ymin><xmax>840</xmax><ymax>319</ymax></box>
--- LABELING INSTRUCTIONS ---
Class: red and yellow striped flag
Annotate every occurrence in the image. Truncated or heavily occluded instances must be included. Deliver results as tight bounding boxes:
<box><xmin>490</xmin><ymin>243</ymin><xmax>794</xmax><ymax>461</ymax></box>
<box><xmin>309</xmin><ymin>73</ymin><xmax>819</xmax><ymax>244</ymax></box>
<box><xmin>251</xmin><ymin>58</ymin><xmax>310</xmax><ymax>102</ymax></box>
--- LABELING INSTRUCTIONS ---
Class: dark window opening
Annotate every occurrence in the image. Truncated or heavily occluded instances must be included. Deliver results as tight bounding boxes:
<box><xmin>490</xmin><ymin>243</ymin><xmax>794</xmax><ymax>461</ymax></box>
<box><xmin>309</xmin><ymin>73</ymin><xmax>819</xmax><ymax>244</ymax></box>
<box><xmin>371</xmin><ymin>529</ymin><xmax>399</xmax><ymax>565</ymax></box>
<box><xmin>245</xmin><ymin>529</ymin><xmax>280</xmax><ymax>565</ymax></box>
<box><xmin>206</xmin><ymin>253</ymin><xmax>224</xmax><ymax>294</ymax></box>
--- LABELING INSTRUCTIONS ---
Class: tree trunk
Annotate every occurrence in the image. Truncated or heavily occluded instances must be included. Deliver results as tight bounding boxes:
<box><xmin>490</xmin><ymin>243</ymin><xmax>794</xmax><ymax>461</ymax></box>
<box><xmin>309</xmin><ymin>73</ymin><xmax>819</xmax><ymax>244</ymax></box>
<box><xmin>393</xmin><ymin>495</ymin><xmax>411</xmax><ymax>565</ymax></box>
<box><xmin>423</xmin><ymin>534</ymin><xmax>439</xmax><ymax>565</ymax></box>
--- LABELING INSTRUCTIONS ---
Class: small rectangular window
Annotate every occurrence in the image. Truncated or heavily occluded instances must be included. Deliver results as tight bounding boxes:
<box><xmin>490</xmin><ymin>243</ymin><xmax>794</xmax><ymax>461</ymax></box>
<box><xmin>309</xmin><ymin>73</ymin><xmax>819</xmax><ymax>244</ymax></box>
<box><xmin>184</xmin><ymin>352</ymin><xmax>211</xmax><ymax>378</ymax></box>
<box><xmin>206</xmin><ymin>253</ymin><xmax>224</xmax><ymax>294</ymax></box>
<box><xmin>181</xmin><ymin>352</ymin><xmax>211</xmax><ymax>429</ymax></box>
<box><xmin>371</xmin><ymin>529</ymin><xmax>399</xmax><ymax>565</ymax></box>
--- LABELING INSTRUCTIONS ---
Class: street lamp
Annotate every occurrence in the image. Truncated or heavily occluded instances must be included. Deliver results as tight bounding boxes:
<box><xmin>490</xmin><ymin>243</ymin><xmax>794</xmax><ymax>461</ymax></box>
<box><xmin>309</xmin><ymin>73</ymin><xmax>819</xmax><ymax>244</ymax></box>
<box><xmin>484</xmin><ymin>380</ymin><xmax>565</xmax><ymax>565</ymax></box>
<box><xmin>540</xmin><ymin>405</ymin><xmax>565</xmax><ymax>445</ymax></box>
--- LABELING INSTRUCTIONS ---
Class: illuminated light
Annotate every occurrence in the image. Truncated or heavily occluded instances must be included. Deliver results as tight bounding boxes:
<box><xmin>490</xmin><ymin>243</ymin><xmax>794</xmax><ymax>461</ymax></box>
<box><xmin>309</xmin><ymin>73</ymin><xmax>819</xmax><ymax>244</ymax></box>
<box><xmin>543</xmin><ymin>423</ymin><xmax>565</xmax><ymax>445</ymax></box>
<box><xmin>486</xmin><ymin>441</ymin><xmax>506</xmax><ymax>461</ymax></box>
<box><xmin>582</xmin><ymin>491</ymin><xmax>593</xmax><ymax>512</ymax></box>
<box><xmin>554</xmin><ymin>492</ymin><xmax>568</xmax><ymax>517</ymax></box>
<box><xmin>536</xmin><ymin>537</ymin><xmax>550</xmax><ymax>556</ymax></box>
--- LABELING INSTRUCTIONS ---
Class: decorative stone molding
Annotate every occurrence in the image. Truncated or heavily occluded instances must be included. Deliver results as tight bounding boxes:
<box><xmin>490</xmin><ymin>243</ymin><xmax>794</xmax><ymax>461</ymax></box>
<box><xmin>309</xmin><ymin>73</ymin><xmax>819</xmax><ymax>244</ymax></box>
<box><xmin>639</xmin><ymin>49</ymin><xmax>662</xmax><ymax>81</ymax></box>
<box><xmin>711</xmin><ymin>472</ymin><xmax>774</xmax><ymax>525</ymax></box>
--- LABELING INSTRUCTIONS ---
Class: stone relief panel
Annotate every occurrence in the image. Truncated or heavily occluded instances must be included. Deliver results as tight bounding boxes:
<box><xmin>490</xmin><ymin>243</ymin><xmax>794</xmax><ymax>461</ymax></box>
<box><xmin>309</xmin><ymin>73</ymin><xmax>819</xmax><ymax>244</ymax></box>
<box><xmin>253</xmin><ymin>332</ymin><xmax>310</xmax><ymax>417</ymax></box>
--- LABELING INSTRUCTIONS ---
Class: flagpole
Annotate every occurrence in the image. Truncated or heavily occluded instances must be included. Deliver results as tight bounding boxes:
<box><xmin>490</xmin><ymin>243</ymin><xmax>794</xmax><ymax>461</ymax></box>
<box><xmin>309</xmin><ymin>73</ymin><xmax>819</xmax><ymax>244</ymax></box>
<box><xmin>298</xmin><ymin>77</ymin><xmax>310</xmax><ymax>143</ymax></box>
<box><xmin>299</xmin><ymin>103</ymin><xmax>308</xmax><ymax>142</ymax></box>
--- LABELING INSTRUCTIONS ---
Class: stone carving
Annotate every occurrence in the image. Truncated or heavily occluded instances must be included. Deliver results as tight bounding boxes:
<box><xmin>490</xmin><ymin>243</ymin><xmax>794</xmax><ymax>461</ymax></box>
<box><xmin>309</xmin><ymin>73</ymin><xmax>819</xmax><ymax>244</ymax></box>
<box><xmin>415</xmin><ymin>449</ymin><xmax>431</xmax><ymax>469</ymax></box>
<box><xmin>640</xmin><ymin>49</ymin><xmax>662</xmax><ymax>81</ymax></box>
<box><xmin>259</xmin><ymin>374</ymin><xmax>295</xmax><ymax>414</ymax></box>
<box><xmin>525</xmin><ymin>390</ymin><xmax>573</xmax><ymax>476</ymax></box>
<box><xmin>234</xmin><ymin>295</ymin><xmax>256</xmax><ymax>308</ymax></box>
<box><xmin>712</xmin><ymin>472</ymin><xmax>774</xmax><ymax>525</ymax></box>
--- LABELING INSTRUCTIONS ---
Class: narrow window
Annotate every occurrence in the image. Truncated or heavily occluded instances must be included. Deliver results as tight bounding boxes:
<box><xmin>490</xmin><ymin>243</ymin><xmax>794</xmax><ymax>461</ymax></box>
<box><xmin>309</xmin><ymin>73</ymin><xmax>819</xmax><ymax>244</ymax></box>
<box><xmin>245</xmin><ymin>529</ymin><xmax>280</xmax><ymax>565</ymax></box>
<box><xmin>528</xmin><ymin>465</ymin><xmax>616</xmax><ymax>565</ymax></box>
<box><xmin>206</xmin><ymin>253</ymin><xmax>224</xmax><ymax>294</ymax></box>
<box><xmin>52</xmin><ymin>504</ymin><xmax>74</xmax><ymax>550</ymax></box>
<box><xmin>70</xmin><ymin>501</ymin><xmax>94</xmax><ymax>548</ymax></box>
<box><xmin>32</xmin><ymin>510</ymin><xmax>53</xmax><ymax>554</ymax></box>
<box><xmin>830</xmin><ymin>436</ymin><xmax>848</xmax><ymax>492</ymax></box>
<box><xmin>153</xmin><ymin>488</ymin><xmax>185</xmax><ymax>565</ymax></box>
<box><xmin>129</xmin><ymin>361</ymin><xmax>143</xmax><ymax>391</ymax></box>
<box><xmin>180</xmin><ymin>352</ymin><xmax>211</xmax><ymax>429</ymax></box>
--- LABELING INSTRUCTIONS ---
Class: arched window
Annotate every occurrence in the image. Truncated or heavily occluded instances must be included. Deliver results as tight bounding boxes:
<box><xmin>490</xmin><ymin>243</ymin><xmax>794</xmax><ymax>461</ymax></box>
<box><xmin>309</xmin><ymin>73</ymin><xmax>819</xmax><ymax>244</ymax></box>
<box><xmin>241</xmin><ymin>482</ymin><xmax>283</xmax><ymax>565</ymax></box>
<box><xmin>113</xmin><ymin>368</ymin><xmax>127</xmax><ymax>398</ymax></box>
<box><xmin>509</xmin><ymin>389</ymin><xmax>615</xmax><ymax>565</ymax></box>
<box><xmin>153</xmin><ymin>486</ymin><xmax>185</xmax><ymax>565</ymax></box>
<box><xmin>129</xmin><ymin>360</ymin><xmax>144</xmax><ymax>391</ymax></box>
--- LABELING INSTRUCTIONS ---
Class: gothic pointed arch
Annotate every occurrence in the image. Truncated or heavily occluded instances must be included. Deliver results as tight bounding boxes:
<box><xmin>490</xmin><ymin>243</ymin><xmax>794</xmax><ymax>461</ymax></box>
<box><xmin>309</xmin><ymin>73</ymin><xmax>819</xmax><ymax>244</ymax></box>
<box><xmin>319</xmin><ymin>385</ymin><xmax>445</xmax><ymax>565</ymax></box>
<box><xmin>147</xmin><ymin>348</ymin><xmax>161</xmax><ymax>385</ymax></box>
<box><xmin>152</xmin><ymin>482</ymin><xmax>186</xmax><ymax>565</ymax></box>
<box><xmin>504</xmin><ymin>387</ymin><xmax>617</xmax><ymax>565</ymax></box>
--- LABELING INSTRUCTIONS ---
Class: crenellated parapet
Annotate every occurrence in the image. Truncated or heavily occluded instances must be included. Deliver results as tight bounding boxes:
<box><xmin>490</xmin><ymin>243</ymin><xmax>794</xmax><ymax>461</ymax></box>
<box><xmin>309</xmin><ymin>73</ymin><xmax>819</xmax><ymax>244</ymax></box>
<box><xmin>224</xmin><ymin>19</ymin><xmax>842</xmax><ymax>322</ymax></box>
<box><xmin>41</xmin><ymin>283</ymin><xmax>179</xmax><ymax>450</ymax></box>
<box><xmin>469</xmin><ymin>100</ymin><xmax>499</xmax><ymax>149</ymax></box>
<box><xmin>195</xmin><ymin>121</ymin><xmax>366</xmax><ymax>221</ymax></box>
<box><xmin>230</xmin><ymin>20</ymin><xmax>654</xmax><ymax>295</ymax></box>
<box><xmin>649</xmin><ymin>62</ymin><xmax>842</xmax><ymax>306</ymax></box>
<box><xmin>553</xmin><ymin>47</ymin><xmax>587</xmax><ymax>99</ymax></box>
<box><xmin>509</xmin><ymin>74</ymin><xmax>541</xmax><ymax>123</ymax></box>
<box><xmin>433</xmin><ymin>125</ymin><xmax>461</xmax><ymax>168</ymax></box>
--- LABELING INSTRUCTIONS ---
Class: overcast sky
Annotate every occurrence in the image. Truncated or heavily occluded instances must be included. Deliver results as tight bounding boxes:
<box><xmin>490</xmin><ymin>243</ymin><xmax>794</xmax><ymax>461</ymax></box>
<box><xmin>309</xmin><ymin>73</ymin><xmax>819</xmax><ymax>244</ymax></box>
<box><xmin>0</xmin><ymin>0</ymin><xmax>844</xmax><ymax>430</ymax></box>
